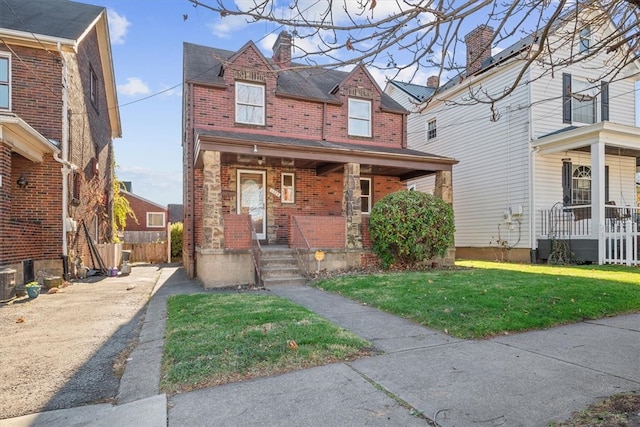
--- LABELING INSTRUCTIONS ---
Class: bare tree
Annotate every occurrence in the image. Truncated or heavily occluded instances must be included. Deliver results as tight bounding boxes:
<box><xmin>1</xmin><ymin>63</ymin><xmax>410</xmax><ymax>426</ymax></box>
<box><xmin>188</xmin><ymin>0</ymin><xmax>639</xmax><ymax>106</ymax></box>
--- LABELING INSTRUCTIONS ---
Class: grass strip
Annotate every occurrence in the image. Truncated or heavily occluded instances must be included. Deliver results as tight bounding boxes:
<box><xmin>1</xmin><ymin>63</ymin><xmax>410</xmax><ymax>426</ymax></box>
<box><xmin>161</xmin><ymin>293</ymin><xmax>371</xmax><ymax>392</ymax></box>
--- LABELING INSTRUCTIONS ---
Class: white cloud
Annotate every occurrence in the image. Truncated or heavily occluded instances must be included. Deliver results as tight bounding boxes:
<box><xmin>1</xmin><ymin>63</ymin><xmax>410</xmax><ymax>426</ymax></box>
<box><xmin>107</xmin><ymin>9</ymin><xmax>131</xmax><ymax>45</ymax></box>
<box><xmin>209</xmin><ymin>14</ymin><xmax>249</xmax><ymax>39</ymax></box>
<box><xmin>117</xmin><ymin>77</ymin><xmax>151</xmax><ymax>96</ymax></box>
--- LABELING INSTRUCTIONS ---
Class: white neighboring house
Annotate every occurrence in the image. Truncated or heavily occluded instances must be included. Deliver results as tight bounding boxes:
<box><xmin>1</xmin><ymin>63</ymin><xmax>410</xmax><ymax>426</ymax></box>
<box><xmin>386</xmin><ymin>12</ymin><xmax>640</xmax><ymax>265</ymax></box>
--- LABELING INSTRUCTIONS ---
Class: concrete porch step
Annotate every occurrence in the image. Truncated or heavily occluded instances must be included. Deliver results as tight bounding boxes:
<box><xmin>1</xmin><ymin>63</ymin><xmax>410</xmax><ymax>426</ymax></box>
<box><xmin>258</xmin><ymin>246</ymin><xmax>306</xmax><ymax>286</ymax></box>
<box><xmin>262</xmin><ymin>276</ymin><xmax>307</xmax><ymax>287</ymax></box>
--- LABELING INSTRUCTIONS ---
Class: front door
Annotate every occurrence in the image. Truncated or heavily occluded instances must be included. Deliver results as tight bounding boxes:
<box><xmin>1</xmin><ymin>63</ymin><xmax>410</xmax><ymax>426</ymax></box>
<box><xmin>237</xmin><ymin>170</ymin><xmax>266</xmax><ymax>240</ymax></box>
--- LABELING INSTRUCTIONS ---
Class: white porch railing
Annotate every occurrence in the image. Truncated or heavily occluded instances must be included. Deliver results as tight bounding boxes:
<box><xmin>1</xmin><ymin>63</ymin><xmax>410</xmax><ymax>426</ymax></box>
<box><xmin>539</xmin><ymin>204</ymin><xmax>639</xmax><ymax>265</ymax></box>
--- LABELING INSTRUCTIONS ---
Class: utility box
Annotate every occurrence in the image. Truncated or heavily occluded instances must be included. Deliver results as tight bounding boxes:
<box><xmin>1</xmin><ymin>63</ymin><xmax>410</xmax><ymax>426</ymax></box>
<box><xmin>0</xmin><ymin>268</ymin><xmax>17</xmax><ymax>302</ymax></box>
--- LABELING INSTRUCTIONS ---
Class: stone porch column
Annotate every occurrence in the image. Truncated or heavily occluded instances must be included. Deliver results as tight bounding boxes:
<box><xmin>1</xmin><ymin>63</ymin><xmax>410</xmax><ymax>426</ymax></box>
<box><xmin>343</xmin><ymin>163</ymin><xmax>363</xmax><ymax>249</ymax></box>
<box><xmin>202</xmin><ymin>151</ymin><xmax>224</xmax><ymax>250</ymax></box>
<box><xmin>434</xmin><ymin>170</ymin><xmax>453</xmax><ymax>204</ymax></box>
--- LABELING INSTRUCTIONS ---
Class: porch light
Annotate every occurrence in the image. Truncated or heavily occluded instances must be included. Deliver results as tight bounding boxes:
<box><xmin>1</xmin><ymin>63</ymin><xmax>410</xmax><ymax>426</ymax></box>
<box><xmin>253</xmin><ymin>145</ymin><xmax>258</xmax><ymax>153</ymax></box>
<box><xmin>17</xmin><ymin>173</ymin><xmax>29</xmax><ymax>189</ymax></box>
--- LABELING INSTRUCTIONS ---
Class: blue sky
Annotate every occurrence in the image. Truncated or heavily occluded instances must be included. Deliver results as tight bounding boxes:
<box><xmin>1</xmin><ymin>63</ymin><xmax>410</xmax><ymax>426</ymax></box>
<box><xmin>83</xmin><ymin>1</ymin><xmax>640</xmax><ymax>206</ymax></box>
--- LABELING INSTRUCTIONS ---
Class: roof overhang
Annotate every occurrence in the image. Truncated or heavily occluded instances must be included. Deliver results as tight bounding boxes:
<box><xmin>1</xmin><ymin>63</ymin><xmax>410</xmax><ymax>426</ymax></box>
<box><xmin>194</xmin><ymin>129</ymin><xmax>457</xmax><ymax>181</ymax></box>
<box><xmin>0</xmin><ymin>113</ymin><xmax>60</xmax><ymax>162</ymax></box>
<box><xmin>532</xmin><ymin>122</ymin><xmax>640</xmax><ymax>157</ymax></box>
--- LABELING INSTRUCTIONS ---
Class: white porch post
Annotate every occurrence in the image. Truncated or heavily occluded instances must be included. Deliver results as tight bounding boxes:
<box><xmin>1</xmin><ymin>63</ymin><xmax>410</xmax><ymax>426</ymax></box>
<box><xmin>591</xmin><ymin>141</ymin><xmax>605</xmax><ymax>264</ymax></box>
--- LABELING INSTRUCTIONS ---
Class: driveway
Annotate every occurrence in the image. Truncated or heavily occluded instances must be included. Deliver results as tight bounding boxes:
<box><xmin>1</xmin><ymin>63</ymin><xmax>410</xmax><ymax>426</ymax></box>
<box><xmin>0</xmin><ymin>265</ymin><xmax>162</xmax><ymax>420</ymax></box>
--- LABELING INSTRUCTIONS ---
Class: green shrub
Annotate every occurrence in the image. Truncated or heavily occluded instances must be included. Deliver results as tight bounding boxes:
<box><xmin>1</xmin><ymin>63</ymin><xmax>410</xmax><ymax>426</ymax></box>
<box><xmin>170</xmin><ymin>222</ymin><xmax>183</xmax><ymax>260</ymax></box>
<box><xmin>369</xmin><ymin>190</ymin><xmax>455</xmax><ymax>269</ymax></box>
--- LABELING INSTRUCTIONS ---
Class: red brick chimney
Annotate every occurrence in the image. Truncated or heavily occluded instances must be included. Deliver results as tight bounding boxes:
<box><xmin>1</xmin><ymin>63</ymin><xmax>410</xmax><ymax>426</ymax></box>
<box><xmin>426</xmin><ymin>75</ymin><xmax>439</xmax><ymax>88</ymax></box>
<box><xmin>465</xmin><ymin>25</ymin><xmax>494</xmax><ymax>76</ymax></box>
<box><xmin>272</xmin><ymin>31</ymin><xmax>292</xmax><ymax>68</ymax></box>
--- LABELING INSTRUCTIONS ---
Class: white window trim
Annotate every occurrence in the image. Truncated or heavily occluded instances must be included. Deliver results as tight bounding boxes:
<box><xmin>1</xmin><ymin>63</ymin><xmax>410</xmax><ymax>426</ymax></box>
<box><xmin>571</xmin><ymin>77</ymin><xmax>596</xmax><ymax>124</ymax></box>
<box><xmin>281</xmin><ymin>172</ymin><xmax>295</xmax><ymax>203</ymax></box>
<box><xmin>235</xmin><ymin>81</ymin><xmax>265</xmax><ymax>125</ymax></box>
<box><xmin>348</xmin><ymin>98</ymin><xmax>371</xmax><ymax>137</ymax></box>
<box><xmin>427</xmin><ymin>118</ymin><xmax>437</xmax><ymax>140</ymax></box>
<box><xmin>146</xmin><ymin>212</ymin><xmax>166</xmax><ymax>228</ymax></box>
<box><xmin>0</xmin><ymin>53</ymin><xmax>11</xmax><ymax>110</ymax></box>
<box><xmin>360</xmin><ymin>177</ymin><xmax>372</xmax><ymax>214</ymax></box>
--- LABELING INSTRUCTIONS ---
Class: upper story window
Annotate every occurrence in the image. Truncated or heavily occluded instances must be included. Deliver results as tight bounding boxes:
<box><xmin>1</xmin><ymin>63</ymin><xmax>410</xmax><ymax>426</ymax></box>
<box><xmin>427</xmin><ymin>119</ymin><xmax>437</xmax><ymax>140</ymax></box>
<box><xmin>90</xmin><ymin>66</ymin><xmax>99</xmax><ymax>109</ymax></box>
<box><xmin>562</xmin><ymin>73</ymin><xmax>607</xmax><ymax>124</ymax></box>
<box><xmin>579</xmin><ymin>26</ymin><xmax>591</xmax><ymax>54</ymax></box>
<box><xmin>360</xmin><ymin>177</ymin><xmax>372</xmax><ymax>213</ymax></box>
<box><xmin>147</xmin><ymin>212</ymin><xmax>166</xmax><ymax>228</ymax></box>
<box><xmin>236</xmin><ymin>82</ymin><xmax>265</xmax><ymax>125</ymax></box>
<box><xmin>348</xmin><ymin>98</ymin><xmax>371</xmax><ymax>137</ymax></box>
<box><xmin>0</xmin><ymin>54</ymin><xmax>10</xmax><ymax>110</ymax></box>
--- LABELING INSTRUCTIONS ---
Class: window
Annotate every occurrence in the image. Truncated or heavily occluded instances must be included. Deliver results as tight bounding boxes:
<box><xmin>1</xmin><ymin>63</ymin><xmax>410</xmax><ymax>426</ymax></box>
<box><xmin>281</xmin><ymin>173</ymin><xmax>295</xmax><ymax>203</ymax></box>
<box><xmin>90</xmin><ymin>66</ymin><xmax>99</xmax><ymax>109</ymax></box>
<box><xmin>147</xmin><ymin>212</ymin><xmax>166</xmax><ymax>228</ymax></box>
<box><xmin>360</xmin><ymin>178</ymin><xmax>372</xmax><ymax>213</ymax></box>
<box><xmin>0</xmin><ymin>54</ymin><xmax>10</xmax><ymax>110</ymax></box>
<box><xmin>562</xmin><ymin>161</ymin><xmax>609</xmax><ymax>206</ymax></box>
<box><xmin>579</xmin><ymin>26</ymin><xmax>591</xmax><ymax>54</ymax></box>
<box><xmin>562</xmin><ymin>73</ymin><xmax>603</xmax><ymax>124</ymax></box>
<box><xmin>236</xmin><ymin>82</ymin><xmax>265</xmax><ymax>125</ymax></box>
<box><xmin>348</xmin><ymin>98</ymin><xmax>371</xmax><ymax>137</ymax></box>
<box><xmin>427</xmin><ymin>119</ymin><xmax>437</xmax><ymax>140</ymax></box>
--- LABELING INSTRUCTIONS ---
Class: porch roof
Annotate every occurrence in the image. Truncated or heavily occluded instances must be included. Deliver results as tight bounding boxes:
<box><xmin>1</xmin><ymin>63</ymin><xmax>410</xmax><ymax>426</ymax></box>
<box><xmin>0</xmin><ymin>113</ymin><xmax>60</xmax><ymax>162</ymax></box>
<box><xmin>532</xmin><ymin>122</ymin><xmax>640</xmax><ymax>157</ymax></box>
<box><xmin>194</xmin><ymin>128</ymin><xmax>458</xmax><ymax>181</ymax></box>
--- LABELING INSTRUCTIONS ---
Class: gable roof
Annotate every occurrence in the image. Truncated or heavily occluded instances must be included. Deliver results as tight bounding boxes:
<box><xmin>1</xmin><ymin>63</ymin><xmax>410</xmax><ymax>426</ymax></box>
<box><xmin>0</xmin><ymin>0</ymin><xmax>103</xmax><ymax>43</ymax></box>
<box><xmin>183</xmin><ymin>41</ymin><xmax>406</xmax><ymax>113</ymax></box>
<box><xmin>387</xmin><ymin>81</ymin><xmax>436</xmax><ymax>102</ymax></box>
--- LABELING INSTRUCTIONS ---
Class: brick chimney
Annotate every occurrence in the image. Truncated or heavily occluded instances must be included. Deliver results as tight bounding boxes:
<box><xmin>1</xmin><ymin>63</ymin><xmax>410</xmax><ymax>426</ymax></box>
<box><xmin>426</xmin><ymin>75</ymin><xmax>439</xmax><ymax>88</ymax></box>
<box><xmin>465</xmin><ymin>25</ymin><xmax>494</xmax><ymax>76</ymax></box>
<box><xmin>272</xmin><ymin>31</ymin><xmax>292</xmax><ymax>68</ymax></box>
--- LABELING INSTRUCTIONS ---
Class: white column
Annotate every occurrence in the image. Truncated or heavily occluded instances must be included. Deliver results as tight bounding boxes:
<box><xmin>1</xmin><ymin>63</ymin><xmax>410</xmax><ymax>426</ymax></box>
<box><xmin>591</xmin><ymin>141</ymin><xmax>605</xmax><ymax>264</ymax></box>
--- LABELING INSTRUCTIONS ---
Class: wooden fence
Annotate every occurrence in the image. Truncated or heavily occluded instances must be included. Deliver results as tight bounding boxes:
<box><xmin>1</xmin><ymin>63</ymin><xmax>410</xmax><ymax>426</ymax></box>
<box><xmin>123</xmin><ymin>242</ymin><xmax>169</xmax><ymax>264</ymax></box>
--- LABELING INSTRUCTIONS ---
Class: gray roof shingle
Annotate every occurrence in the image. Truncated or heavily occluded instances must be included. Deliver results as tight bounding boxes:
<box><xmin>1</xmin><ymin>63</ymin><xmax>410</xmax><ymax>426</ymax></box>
<box><xmin>0</xmin><ymin>0</ymin><xmax>104</xmax><ymax>41</ymax></box>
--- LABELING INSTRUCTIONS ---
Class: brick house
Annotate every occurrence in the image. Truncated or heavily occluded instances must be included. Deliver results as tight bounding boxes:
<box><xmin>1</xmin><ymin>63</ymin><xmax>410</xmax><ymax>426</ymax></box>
<box><xmin>120</xmin><ymin>189</ymin><xmax>168</xmax><ymax>243</ymax></box>
<box><xmin>0</xmin><ymin>0</ymin><xmax>121</xmax><ymax>285</ymax></box>
<box><xmin>183</xmin><ymin>32</ymin><xmax>457</xmax><ymax>288</ymax></box>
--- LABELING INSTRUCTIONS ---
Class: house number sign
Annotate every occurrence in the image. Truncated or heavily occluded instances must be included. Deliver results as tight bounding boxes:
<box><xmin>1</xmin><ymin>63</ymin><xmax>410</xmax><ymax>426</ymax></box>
<box><xmin>234</xmin><ymin>70</ymin><xmax>266</xmax><ymax>82</ymax></box>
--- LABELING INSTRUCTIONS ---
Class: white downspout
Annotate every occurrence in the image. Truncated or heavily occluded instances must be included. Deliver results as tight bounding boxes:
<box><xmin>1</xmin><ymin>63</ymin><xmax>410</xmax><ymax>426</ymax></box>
<box><xmin>55</xmin><ymin>43</ymin><xmax>70</xmax><ymax>257</ymax></box>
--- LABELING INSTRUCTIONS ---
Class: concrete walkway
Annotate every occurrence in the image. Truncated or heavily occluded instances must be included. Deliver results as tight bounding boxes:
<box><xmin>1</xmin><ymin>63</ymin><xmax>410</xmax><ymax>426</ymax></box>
<box><xmin>2</xmin><ymin>267</ymin><xmax>639</xmax><ymax>427</ymax></box>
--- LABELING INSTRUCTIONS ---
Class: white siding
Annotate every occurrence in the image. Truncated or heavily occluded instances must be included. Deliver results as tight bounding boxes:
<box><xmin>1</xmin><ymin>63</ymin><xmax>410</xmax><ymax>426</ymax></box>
<box><xmin>412</xmin><ymin>62</ymin><xmax>533</xmax><ymax>249</ymax></box>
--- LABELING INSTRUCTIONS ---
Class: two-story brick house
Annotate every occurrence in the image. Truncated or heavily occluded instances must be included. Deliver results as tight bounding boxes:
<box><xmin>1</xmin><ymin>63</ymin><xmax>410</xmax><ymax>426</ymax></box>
<box><xmin>0</xmin><ymin>0</ymin><xmax>121</xmax><ymax>287</ymax></box>
<box><xmin>182</xmin><ymin>32</ymin><xmax>457</xmax><ymax>288</ymax></box>
<box><xmin>120</xmin><ymin>186</ymin><xmax>168</xmax><ymax>243</ymax></box>
<box><xmin>386</xmin><ymin>10</ymin><xmax>640</xmax><ymax>265</ymax></box>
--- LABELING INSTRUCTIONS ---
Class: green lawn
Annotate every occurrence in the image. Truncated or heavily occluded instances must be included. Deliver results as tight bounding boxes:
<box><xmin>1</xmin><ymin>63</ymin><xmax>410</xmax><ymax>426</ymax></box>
<box><xmin>313</xmin><ymin>260</ymin><xmax>640</xmax><ymax>339</ymax></box>
<box><xmin>160</xmin><ymin>293</ymin><xmax>371</xmax><ymax>393</ymax></box>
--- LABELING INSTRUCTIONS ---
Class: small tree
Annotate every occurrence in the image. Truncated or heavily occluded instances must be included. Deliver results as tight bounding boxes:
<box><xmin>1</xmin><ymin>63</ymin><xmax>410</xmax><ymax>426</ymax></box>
<box><xmin>112</xmin><ymin>176</ymin><xmax>137</xmax><ymax>242</ymax></box>
<box><xmin>369</xmin><ymin>191</ymin><xmax>454</xmax><ymax>269</ymax></box>
<box><xmin>170</xmin><ymin>222</ymin><xmax>183</xmax><ymax>261</ymax></box>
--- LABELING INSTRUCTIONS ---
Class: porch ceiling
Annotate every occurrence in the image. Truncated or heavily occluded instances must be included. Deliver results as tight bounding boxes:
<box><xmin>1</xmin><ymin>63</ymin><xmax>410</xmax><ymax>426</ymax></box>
<box><xmin>532</xmin><ymin>122</ymin><xmax>640</xmax><ymax>158</ymax></box>
<box><xmin>0</xmin><ymin>113</ymin><xmax>59</xmax><ymax>162</ymax></box>
<box><xmin>194</xmin><ymin>128</ymin><xmax>458</xmax><ymax>181</ymax></box>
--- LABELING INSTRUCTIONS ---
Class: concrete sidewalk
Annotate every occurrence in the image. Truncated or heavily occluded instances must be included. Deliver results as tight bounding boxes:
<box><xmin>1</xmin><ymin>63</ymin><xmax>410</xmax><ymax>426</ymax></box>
<box><xmin>3</xmin><ymin>268</ymin><xmax>639</xmax><ymax>427</ymax></box>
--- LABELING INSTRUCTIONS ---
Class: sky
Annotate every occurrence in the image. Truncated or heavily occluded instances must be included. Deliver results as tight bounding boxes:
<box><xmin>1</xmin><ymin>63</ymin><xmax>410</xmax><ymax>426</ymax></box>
<box><xmin>82</xmin><ymin>1</ymin><xmax>640</xmax><ymax>206</ymax></box>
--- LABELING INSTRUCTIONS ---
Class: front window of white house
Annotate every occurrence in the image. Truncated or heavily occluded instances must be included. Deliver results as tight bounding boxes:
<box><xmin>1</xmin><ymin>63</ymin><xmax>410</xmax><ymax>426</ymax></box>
<box><xmin>236</xmin><ymin>82</ymin><xmax>265</xmax><ymax>125</ymax></box>
<box><xmin>427</xmin><ymin>119</ymin><xmax>437</xmax><ymax>140</ymax></box>
<box><xmin>0</xmin><ymin>54</ymin><xmax>10</xmax><ymax>110</ymax></box>
<box><xmin>348</xmin><ymin>98</ymin><xmax>371</xmax><ymax>137</ymax></box>
<box><xmin>572</xmin><ymin>165</ymin><xmax>591</xmax><ymax>205</ymax></box>
<box><xmin>147</xmin><ymin>212</ymin><xmax>166</xmax><ymax>228</ymax></box>
<box><xmin>572</xmin><ymin>78</ymin><xmax>596</xmax><ymax>124</ymax></box>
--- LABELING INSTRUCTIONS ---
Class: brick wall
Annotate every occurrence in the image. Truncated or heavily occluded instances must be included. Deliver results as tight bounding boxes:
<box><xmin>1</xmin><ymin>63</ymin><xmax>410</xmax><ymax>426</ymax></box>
<box><xmin>290</xmin><ymin>215</ymin><xmax>345</xmax><ymax>249</ymax></box>
<box><xmin>122</xmin><ymin>193</ymin><xmax>167</xmax><ymax>232</ymax></box>
<box><xmin>223</xmin><ymin>213</ymin><xmax>252</xmax><ymax>249</ymax></box>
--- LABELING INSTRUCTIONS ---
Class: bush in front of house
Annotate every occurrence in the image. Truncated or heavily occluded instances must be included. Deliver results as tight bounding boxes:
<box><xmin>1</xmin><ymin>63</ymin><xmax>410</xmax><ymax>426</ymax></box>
<box><xmin>369</xmin><ymin>190</ymin><xmax>455</xmax><ymax>269</ymax></box>
<box><xmin>171</xmin><ymin>222</ymin><xmax>183</xmax><ymax>260</ymax></box>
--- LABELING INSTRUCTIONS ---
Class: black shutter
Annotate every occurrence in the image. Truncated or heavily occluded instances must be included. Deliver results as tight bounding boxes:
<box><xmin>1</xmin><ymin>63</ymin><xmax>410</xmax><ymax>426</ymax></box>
<box><xmin>563</xmin><ymin>73</ymin><xmax>572</xmax><ymax>124</ymax></box>
<box><xmin>562</xmin><ymin>160</ymin><xmax>572</xmax><ymax>205</ymax></box>
<box><xmin>601</xmin><ymin>81</ymin><xmax>609</xmax><ymax>121</ymax></box>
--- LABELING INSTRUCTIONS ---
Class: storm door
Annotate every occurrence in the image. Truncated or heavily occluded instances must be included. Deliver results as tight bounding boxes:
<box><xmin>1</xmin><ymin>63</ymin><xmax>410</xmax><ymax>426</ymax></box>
<box><xmin>237</xmin><ymin>170</ymin><xmax>266</xmax><ymax>240</ymax></box>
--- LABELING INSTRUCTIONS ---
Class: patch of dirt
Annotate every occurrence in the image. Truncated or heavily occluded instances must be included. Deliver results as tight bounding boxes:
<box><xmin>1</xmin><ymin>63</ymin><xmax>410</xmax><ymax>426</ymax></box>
<box><xmin>552</xmin><ymin>392</ymin><xmax>640</xmax><ymax>426</ymax></box>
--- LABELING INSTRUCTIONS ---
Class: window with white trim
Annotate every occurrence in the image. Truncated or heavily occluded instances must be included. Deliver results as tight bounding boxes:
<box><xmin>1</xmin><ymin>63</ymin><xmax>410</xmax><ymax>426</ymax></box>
<box><xmin>281</xmin><ymin>172</ymin><xmax>295</xmax><ymax>203</ymax></box>
<box><xmin>348</xmin><ymin>98</ymin><xmax>371</xmax><ymax>137</ymax></box>
<box><xmin>427</xmin><ymin>119</ymin><xmax>437</xmax><ymax>140</ymax></box>
<box><xmin>571</xmin><ymin>165</ymin><xmax>591</xmax><ymax>205</ymax></box>
<box><xmin>236</xmin><ymin>82</ymin><xmax>265</xmax><ymax>125</ymax></box>
<box><xmin>0</xmin><ymin>54</ymin><xmax>10</xmax><ymax>110</ymax></box>
<box><xmin>147</xmin><ymin>212</ymin><xmax>166</xmax><ymax>228</ymax></box>
<box><xmin>360</xmin><ymin>178</ymin><xmax>372</xmax><ymax>213</ymax></box>
<box><xmin>571</xmin><ymin>78</ymin><xmax>596</xmax><ymax>124</ymax></box>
